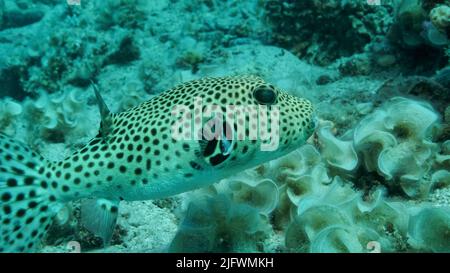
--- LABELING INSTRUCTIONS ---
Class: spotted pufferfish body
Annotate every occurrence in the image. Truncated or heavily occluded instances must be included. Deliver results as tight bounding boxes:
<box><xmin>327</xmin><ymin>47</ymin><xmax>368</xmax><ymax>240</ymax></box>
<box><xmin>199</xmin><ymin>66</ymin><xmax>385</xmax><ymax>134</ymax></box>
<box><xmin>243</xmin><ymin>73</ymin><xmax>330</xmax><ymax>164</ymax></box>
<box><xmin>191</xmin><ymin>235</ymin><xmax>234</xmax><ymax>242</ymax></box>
<box><xmin>0</xmin><ymin>75</ymin><xmax>315</xmax><ymax>252</ymax></box>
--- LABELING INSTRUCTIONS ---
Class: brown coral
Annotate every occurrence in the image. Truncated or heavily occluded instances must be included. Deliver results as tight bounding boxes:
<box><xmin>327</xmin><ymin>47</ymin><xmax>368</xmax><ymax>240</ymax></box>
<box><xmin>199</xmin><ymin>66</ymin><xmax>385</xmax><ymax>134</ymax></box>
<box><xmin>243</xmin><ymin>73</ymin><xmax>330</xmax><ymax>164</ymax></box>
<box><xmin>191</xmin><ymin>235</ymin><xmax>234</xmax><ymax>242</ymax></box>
<box><xmin>430</xmin><ymin>5</ymin><xmax>450</xmax><ymax>30</ymax></box>
<box><xmin>375</xmin><ymin>76</ymin><xmax>450</xmax><ymax>113</ymax></box>
<box><xmin>445</xmin><ymin>105</ymin><xmax>450</xmax><ymax>123</ymax></box>
<box><xmin>442</xmin><ymin>105</ymin><xmax>450</xmax><ymax>141</ymax></box>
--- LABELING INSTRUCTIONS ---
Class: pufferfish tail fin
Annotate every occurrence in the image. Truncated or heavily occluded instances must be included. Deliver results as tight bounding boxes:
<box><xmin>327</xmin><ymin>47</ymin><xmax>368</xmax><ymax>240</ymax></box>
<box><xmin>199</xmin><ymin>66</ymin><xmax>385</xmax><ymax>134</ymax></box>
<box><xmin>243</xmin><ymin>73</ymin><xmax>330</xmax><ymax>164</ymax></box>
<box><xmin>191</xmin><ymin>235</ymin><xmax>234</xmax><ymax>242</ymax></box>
<box><xmin>0</xmin><ymin>133</ymin><xmax>63</xmax><ymax>252</ymax></box>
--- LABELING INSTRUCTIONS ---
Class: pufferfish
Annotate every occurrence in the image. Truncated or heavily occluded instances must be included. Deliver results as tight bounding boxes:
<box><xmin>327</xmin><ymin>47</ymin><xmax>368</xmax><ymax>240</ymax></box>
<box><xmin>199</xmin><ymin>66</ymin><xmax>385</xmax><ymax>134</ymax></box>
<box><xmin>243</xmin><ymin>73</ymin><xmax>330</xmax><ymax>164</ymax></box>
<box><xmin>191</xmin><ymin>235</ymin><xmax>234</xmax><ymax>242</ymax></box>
<box><xmin>0</xmin><ymin>75</ymin><xmax>315</xmax><ymax>252</ymax></box>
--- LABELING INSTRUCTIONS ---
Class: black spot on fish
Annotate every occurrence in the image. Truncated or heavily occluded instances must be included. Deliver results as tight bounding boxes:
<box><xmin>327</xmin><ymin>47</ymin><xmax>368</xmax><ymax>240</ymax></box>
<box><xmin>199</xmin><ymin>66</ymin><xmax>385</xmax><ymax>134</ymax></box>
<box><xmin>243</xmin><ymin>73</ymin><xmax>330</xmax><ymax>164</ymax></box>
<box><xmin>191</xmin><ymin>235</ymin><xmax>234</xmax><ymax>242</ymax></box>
<box><xmin>189</xmin><ymin>161</ymin><xmax>203</xmax><ymax>171</ymax></box>
<box><xmin>202</xmin><ymin>139</ymin><xmax>217</xmax><ymax>157</ymax></box>
<box><xmin>209</xmin><ymin>153</ymin><xmax>230</xmax><ymax>166</ymax></box>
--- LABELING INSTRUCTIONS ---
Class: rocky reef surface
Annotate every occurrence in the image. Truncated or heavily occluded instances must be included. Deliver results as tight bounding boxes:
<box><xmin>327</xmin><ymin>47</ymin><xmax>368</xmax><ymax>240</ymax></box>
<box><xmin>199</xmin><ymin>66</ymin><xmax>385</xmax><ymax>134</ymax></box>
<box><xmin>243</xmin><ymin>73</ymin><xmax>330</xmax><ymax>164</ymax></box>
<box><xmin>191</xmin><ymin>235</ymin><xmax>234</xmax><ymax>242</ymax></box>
<box><xmin>0</xmin><ymin>0</ymin><xmax>449</xmax><ymax>253</ymax></box>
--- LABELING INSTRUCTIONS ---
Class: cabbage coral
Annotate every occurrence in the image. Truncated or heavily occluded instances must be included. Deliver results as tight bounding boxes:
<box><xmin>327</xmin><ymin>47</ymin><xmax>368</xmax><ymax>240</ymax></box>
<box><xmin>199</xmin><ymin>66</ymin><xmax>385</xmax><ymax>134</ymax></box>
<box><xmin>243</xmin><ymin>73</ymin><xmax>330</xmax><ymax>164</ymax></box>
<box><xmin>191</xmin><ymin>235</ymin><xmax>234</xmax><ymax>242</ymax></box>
<box><xmin>353</xmin><ymin>97</ymin><xmax>440</xmax><ymax>198</ymax></box>
<box><xmin>169</xmin><ymin>195</ymin><xmax>270</xmax><ymax>253</ymax></box>
<box><xmin>0</xmin><ymin>97</ymin><xmax>22</xmax><ymax>135</ymax></box>
<box><xmin>22</xmin><ymin>89</ymin><xmax>94</xmax><ymax>144</ymax></box>
<box><xmin>430</xmin><ymin>4</ymin><xmax>450</xmax><ymax>30</ymax></box>
<box><xmin>316</xmin><ymin>120</ymin><xmax>358</xmax><ymax>172</ymax></box>
<box><xmin>408</xmin><ymin>207</ymin><xmax>450</xmax><ymax>252</ymax></box>
<box><xmin>285</xmin><ymin>180</ymin><xmax>400</xmax><ymax>253</ymax></box>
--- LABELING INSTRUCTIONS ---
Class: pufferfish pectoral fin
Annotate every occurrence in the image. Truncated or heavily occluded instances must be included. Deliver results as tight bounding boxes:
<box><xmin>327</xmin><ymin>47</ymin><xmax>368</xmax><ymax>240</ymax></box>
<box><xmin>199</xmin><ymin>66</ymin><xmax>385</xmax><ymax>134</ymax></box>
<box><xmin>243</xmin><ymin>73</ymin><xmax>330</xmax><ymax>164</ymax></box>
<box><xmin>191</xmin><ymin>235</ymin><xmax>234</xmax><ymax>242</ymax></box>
<box><xmin>91</xmin><ymin>81</ymin><xmax>113</xmax><ymax>139</ymax></box>
<box><xmin>80</xmin><ymin>198</ymin><xmax>120</xmax><ymax>246</ymax></box>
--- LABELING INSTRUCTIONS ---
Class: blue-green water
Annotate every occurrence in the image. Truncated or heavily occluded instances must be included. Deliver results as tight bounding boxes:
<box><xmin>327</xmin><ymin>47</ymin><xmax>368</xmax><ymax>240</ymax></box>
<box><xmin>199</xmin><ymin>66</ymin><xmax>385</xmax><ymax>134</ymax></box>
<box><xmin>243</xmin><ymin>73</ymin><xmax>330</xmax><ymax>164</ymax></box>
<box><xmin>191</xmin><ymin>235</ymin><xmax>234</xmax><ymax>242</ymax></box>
<box><xmin>0</xmin><ymin>0</ymin><xmax>449</xmax><ymax>253</ymax></box>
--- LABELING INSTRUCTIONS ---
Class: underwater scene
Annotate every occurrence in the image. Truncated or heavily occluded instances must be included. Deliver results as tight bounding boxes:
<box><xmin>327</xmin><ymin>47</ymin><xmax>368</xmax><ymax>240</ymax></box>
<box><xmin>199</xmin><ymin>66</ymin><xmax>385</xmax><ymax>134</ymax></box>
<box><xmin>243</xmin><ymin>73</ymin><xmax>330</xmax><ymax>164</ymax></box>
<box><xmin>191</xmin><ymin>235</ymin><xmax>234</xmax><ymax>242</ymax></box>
<box><xmin>0</xmin><ymin>0</ymin><xmax>449</xmax><ymax>254</ymax></box>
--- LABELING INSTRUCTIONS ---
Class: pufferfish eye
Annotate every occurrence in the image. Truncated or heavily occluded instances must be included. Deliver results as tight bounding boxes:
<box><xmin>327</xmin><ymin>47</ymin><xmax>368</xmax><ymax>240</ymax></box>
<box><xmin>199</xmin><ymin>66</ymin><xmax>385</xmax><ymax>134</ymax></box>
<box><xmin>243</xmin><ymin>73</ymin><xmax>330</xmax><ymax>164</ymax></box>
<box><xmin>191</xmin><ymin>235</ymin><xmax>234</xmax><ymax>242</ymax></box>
<box><xmin>253</xmin><ymin>86</ymin><xmax>277</xmax><ymax>105</ymax></box>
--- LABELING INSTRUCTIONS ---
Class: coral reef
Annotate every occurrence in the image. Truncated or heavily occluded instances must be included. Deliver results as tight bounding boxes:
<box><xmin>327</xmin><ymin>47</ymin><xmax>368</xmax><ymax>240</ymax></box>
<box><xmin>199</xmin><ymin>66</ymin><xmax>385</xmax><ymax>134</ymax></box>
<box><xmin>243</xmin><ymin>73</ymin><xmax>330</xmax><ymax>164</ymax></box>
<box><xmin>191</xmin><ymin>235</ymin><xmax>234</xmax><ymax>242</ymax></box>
<box><xmin>430</xmin><ymin>4</ymin><xmax>450</xmax><ymax>30</ymax></box>
<box><xmin>21</xmin><ymin>27</ymin><xmax>141</xmax><ymax>93</ymax></box>
<box><xmin>317</xmin><ymin>121</ymin><xmax>358</xmax><ymax>172</ymax></box>
<box><xmin>94</xmin><ymin>0</ymin><xmax>148</xmax><ymax>30</ymax></box>
<box><xmin>443</xmin><ymin>105</ymin><xmax>450</xmax><ymax>140</ymax></box>
<box><xmin>382</xmin><ymin>0</ymin><xmax>449</xmax><ymax>71</ymax></box>
<box><xmin>408</xmin><ymin>207</ymin><xmax>450</xmax><ymax>252</ymax></box>
<box><xmin>44</xmin><ymin>202</ymin><xmax>127</xmax><ymax>251</ymax></box>
<box><xmin>270</xmin><ymin>148</ymin><xmax>332</xmax><ymax>230</ymax></box>
<box><xmin>338</xmin><ymin>54</ymin><xmax>373</xmax><ymax>76</ymax></box>
<box><xmin>0</xmin><ymin>0</ymin><xmax>448</xmax><ymax>254</ymax></box>
<box><xmin>169</xmin><ymin>195</ymin><xmax>270</xmax><ymax>253</ymax></box>
<box><xmin>285</xmin><ymin>184</ymin><xmax>402</xmax><ymax>253</ymax></box>
<box><xmin>0</xmin><ymin>97</ymin><xmax>22</xmax><ymax>136</ymax></box>
<box><xmin>264</xmin><ymin>0</ymin><xmax>394</xmax><ymax>65</ymax></box>
<box><xmin>226</xmin><ymin>173</ymin><xmax>279</xmax><ymax>215</ymax></box>
<box><xmin>375</xmin><ymin>74</ymin><xmax>450</xmax><ymax>114</ymax></box>
<box><xmin>389</xmin><ymin>0</ymin><xmax>428</xmax><ymax>48</ymax></box>
<box><xmin>22</xmin><ymin>89</ymin><xmax>95</xmax><ymax>145</ymax></box>
<box><xmin>0</xmin><ymin>0</ymin><xmax>47</xmax><ymax>30</ymax></box>
<box><xmin>41</xmin><ymin>200</ymin><xmax>178</xmax><ymax>253</ymax></box>
<box><xmin>353</xmin><ymin>97</ymin><xmax>441</xmax><ymax>198</ymax></box>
